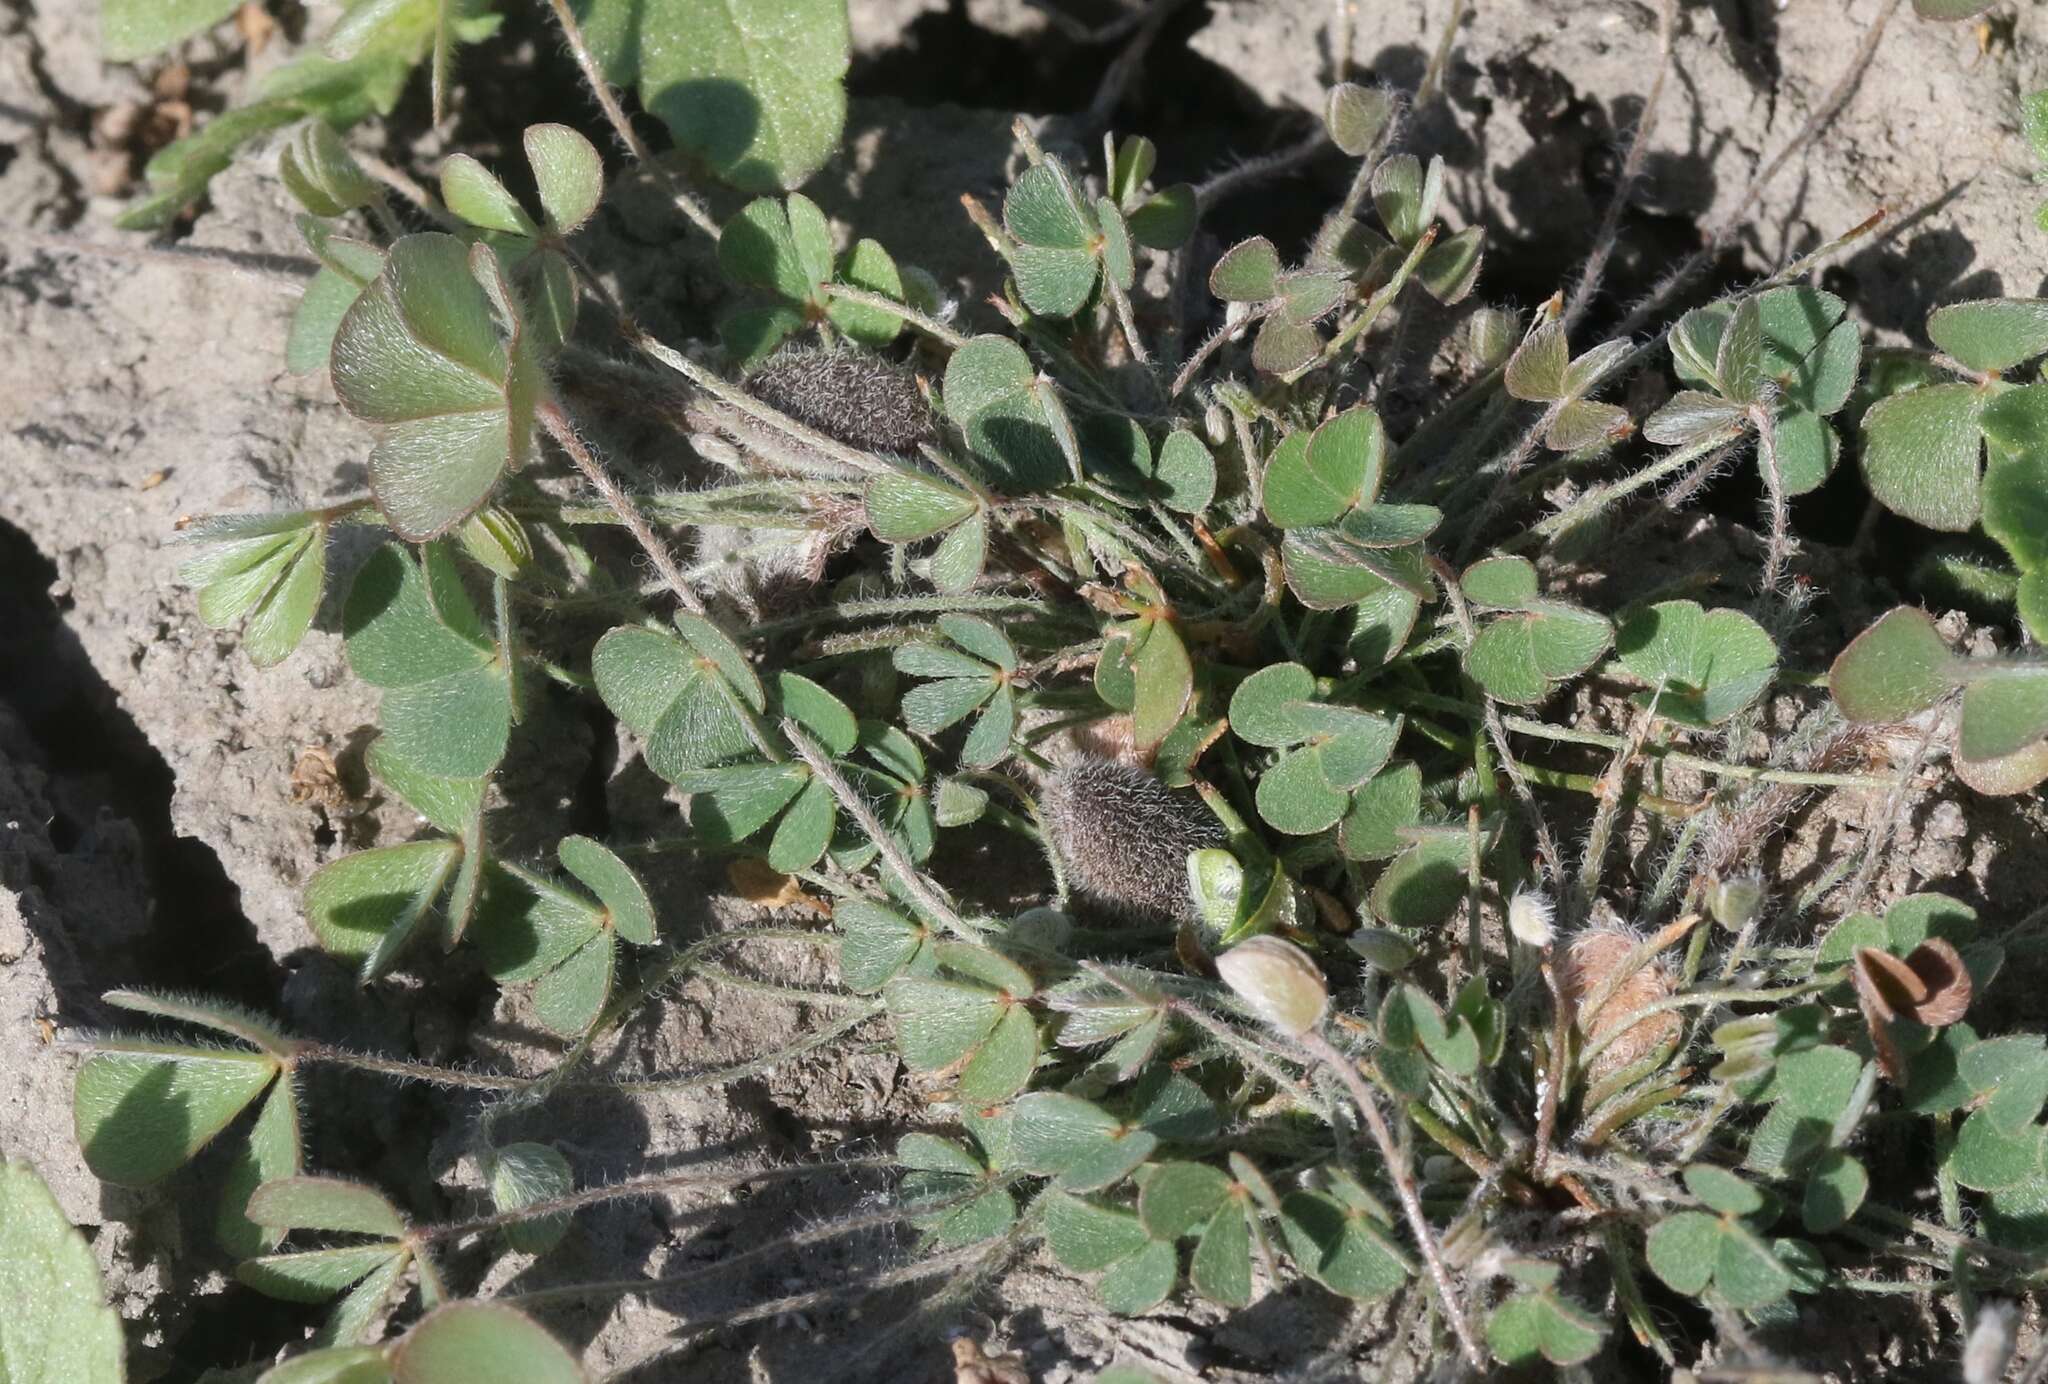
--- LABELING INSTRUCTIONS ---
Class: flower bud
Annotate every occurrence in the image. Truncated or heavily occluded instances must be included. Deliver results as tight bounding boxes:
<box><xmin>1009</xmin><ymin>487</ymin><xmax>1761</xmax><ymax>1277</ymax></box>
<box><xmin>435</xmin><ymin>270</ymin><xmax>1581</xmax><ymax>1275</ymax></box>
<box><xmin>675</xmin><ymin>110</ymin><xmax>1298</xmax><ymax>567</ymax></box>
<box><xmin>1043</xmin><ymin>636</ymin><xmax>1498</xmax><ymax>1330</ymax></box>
<box><xmin>1466</xmin><ymin>306</ymin><xmax>1517</xmax><ymax>369</ymax></box>
<box><xmin>279</xmin><ymin>121</ymin><xmax>376</xmax><ymax>217</ymax></box>
<box><xmin>1347</xmin><ymin>927</ymin><xmax>1416</xmax><ymax>972</ymax></box>
<box><xmin>1188</xmin><ymin>847</ymin><xmax>1246</xmax><ymax>937</ymax></box>
<box><xmin>1709</xmin><ymin>871</ymin><xmax>1766</xmax><ymax>931</ymax></box>
<box><xmin>1216</xmin><ymin>936</ymin><xmax>1329</xmax><ymax>1037</ymax></box>
<box><xmin>1007</xmin><ymin>906</ymin><xmax>1072</xmax><ymax>952</ymax></box>
<box><xmin>458</xmin><ymin>505</ymin><xmax>531</xmax><ymax>579</ymax></box>
<box><xmin>1507</xmin><ymin>890</ymin><xmax>1555</xmax><ymax>948</ymax></box>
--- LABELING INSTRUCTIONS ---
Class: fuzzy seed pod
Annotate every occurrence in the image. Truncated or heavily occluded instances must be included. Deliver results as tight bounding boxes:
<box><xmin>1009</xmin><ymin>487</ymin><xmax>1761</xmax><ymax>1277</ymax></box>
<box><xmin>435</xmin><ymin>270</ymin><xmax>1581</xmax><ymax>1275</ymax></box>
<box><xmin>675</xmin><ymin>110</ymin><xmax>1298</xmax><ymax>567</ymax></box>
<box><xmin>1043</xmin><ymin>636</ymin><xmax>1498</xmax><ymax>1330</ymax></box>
<box><xmin>1216</xmin><ymin>936</ymin><xmax>1329</xmax><ymax>1037</ymax></box>
<box><xmin>743</xmin><ymin>348</ymin><xmax>936</xmax><ymax>457</ymax></box>
<box><xmin>1038</xmin><ymin>757</ymin><xmax>1227</xmax><ymax>925</ymax></box>
<box><xmin>1561</xmin><ymin>927</ymin><xmax>1683</xmax><ymax>1083</ymax></box>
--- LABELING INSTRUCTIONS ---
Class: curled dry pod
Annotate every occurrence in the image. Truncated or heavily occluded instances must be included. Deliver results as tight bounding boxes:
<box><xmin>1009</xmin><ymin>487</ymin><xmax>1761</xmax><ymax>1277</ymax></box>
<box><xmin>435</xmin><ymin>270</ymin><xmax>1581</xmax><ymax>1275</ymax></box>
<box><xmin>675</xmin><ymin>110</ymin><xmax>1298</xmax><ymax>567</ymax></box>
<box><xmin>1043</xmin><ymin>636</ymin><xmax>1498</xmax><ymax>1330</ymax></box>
<box><xmin>1854</xmin><ymin>938</ymin><xmax>1971</xmax><ymax>1080</ymax></box>
<box><xmin>743</xmin><ymin>347</ymin><xmax>937</xmax><ymax>456</ymax></box>
<box><xmin>1561</xmin><ymin>927</ymin><xmax>1682</xmax><ymax>1082</ymax></box>
<box><xmin>1037</xmin><ymin>756</ymin><xmax>1227</xmax><ymax>926</ymax></box>
<box><xmin>1216</xmin><ymin>935</ymin><xmax>1329</xmax><ymax>1037</ymax></box>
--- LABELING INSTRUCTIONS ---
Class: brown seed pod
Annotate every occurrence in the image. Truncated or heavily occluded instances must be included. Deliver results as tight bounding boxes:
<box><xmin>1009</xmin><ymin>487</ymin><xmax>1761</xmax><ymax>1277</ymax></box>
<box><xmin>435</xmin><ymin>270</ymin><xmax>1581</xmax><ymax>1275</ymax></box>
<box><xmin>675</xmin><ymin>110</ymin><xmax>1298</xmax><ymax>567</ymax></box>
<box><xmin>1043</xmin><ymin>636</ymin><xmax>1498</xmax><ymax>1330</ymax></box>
<box><xmin>1037</xmin><ymin>756</ymin><xmax>1227</xmax><ymax>926</ymax></box>
<box><xmin>1561</xmin><ymin>927</ymin><xmax>1682</xmax><ymax>1083</ymax></box>
<box><xmin>1854</xmin><ymin>938</ymin><xmax>1971</xmax><ymax>1080</ymax></box>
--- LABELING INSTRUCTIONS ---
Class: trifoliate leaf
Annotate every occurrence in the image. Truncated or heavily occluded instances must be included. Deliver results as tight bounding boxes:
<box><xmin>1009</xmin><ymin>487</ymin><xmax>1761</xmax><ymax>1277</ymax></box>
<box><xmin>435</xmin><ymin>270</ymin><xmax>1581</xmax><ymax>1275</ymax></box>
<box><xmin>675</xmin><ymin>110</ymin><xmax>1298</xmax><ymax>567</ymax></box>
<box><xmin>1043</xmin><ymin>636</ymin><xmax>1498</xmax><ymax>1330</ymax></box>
<box><xmin>1613</xmin><ymin>600</ymin><xmax>1778</xmax><ymax>727</ymax></box>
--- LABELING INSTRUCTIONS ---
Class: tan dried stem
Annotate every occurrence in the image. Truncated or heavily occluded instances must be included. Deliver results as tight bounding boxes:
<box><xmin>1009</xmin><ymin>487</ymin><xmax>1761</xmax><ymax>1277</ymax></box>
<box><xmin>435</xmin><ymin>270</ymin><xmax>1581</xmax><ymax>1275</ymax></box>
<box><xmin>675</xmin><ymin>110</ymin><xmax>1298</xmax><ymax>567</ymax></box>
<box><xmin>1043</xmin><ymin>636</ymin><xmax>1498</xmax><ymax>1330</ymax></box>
<box><xmin>1561</xmin><ymin>0</ymin><xmax>1678</xmax><ymax>332</ymax></box>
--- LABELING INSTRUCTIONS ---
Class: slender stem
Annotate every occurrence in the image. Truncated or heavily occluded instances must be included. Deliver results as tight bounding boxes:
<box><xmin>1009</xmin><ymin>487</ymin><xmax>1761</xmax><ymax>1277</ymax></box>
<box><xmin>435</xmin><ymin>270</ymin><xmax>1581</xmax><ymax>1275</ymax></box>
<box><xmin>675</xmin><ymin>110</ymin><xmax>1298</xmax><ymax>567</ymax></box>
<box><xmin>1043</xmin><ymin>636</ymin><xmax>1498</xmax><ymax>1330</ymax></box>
<box><xmin>751</xmin><ymin>592</ymin><xmax>1061</xmax><ymax>638</ymax></box>
<box><xmin>620</xmin><ymin>1006</ymin><xmax>880</xmax><ymax>1095</ymax></box>
<box><xmin>1532</xmin><ymin>957</ymin><xmax>1571</xmax><ymax>1179</ymax></box>
<box><xmin>1194</xmin><ymin>127</ymin><xmax>1332</xmax><ymax>212</ymax></box>
<box><xmin>1486</xmin><ymin>699</ymin><xmax>1569</xmax><ymax>883</ymax></box>
<box><xmin>1503</xmin><ymin>427</ymin><xmax>1745</xmax><ymax>552</ymax></box>
<box><xmin>1170</xmin><ymin>308</ymin><xmax>1263</xmax><ymax>396</ymax></box>
<box><xmin>690</xmin><ymin>960</ymin><xmax>865</xmax><ymax>1006</ymax></box>
<box><xmin>539</xmin><ymin>0</ymin><xmax>719</xmax><ymax>237</ymax></box>
<box><xmin>1300</xmin><ymin>1028</ymin><xmax>1484</xmax><ymax>1371</ymax></box>
<box><xmin>294</xmin><ymin>1044</ymin><xmax>533</xmax><ymax>1091</ymax></box>
<box><xmin>1501</xmin><ymin>715</ymin><xmax>1899</xmax><ymax>789</ymax></box>
<box><xmin>1084</xmin><ymin>963</ymin><xmax>1318</xmax><ymax>1104</ymax></box>
<box><xmin>1464</xmin><ymin>803</ymin><xmax>1485</xmax><ymax>977</ymax></box>
<box><xmin>631</xmin><ymin>327</ymin><xmax>891</xmax><ymax>478</ymax></box>
<box><xmin>1752</xmin><ymin>402</ymin><xmax>1794</xmax><ymax>594</ymax></box>
<box><xmin>1842</xmin><ymin>712</ymin><xmax>1940</xmax><ymax>912</ymax></box>
<box><xmin>781</xmin><ymin>720</ymin><xmax>978</xmax><ymax>938</ymax></box>
<box><xmin>1416</xmin><ymin>0</ymin><xmax>1468</xmax><ymax>105</ymax></box>
<box><xmin>1103</xmin><ymin>271</ymin><xmax>1152</xmax><ymax>366</ymax></box>
<box><xmin>1284</xmin><ymin>225</ymin><xmax>1438</xmax><ymax>385</ymax></box>
<box><xmin>502</xmin><ymin>1184</ymin><xmax>996</xmax><ymax>1307</ymax></box>
<box><xmin>818</xmin><ymin>282</ymin><xmax>968</xmax><ymax>348</ymax></box>
<box><xmin>538</xmin><ymin>400</ymin><xmax>706</xmax><ymax>615</ymax></box>
<box><xmin>1573</xmin><ymin>703</ymin><xmax>1656</xmax><ymax>915</ymax></box>
<box><xmin>672</xmin><ymin>1242</ymin><xmax>1005</xmax><ymax>1339</ymax></box>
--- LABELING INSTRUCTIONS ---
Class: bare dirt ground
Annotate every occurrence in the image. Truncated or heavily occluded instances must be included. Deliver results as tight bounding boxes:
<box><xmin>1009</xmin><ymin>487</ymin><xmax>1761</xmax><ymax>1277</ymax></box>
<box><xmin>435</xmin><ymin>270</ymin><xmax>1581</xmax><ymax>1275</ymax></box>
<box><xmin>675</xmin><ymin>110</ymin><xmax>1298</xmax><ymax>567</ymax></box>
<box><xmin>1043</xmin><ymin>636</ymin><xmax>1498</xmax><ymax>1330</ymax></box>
<box><xmin>4</xmin><ymin>0</ymin><xmax>2048</xmax><ymax>1379</ymax></box>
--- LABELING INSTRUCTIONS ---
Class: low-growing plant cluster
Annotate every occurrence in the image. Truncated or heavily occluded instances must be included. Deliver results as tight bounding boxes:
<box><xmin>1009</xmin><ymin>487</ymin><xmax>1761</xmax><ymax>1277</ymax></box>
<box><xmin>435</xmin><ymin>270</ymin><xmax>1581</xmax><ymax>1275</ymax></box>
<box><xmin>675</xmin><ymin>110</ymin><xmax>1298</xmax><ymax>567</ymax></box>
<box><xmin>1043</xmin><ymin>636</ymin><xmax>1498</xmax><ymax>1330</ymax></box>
<box><xmin>17</xmin><ymin>0</ymin><xmax>2048</xmax><ymax>1379</ymax></box>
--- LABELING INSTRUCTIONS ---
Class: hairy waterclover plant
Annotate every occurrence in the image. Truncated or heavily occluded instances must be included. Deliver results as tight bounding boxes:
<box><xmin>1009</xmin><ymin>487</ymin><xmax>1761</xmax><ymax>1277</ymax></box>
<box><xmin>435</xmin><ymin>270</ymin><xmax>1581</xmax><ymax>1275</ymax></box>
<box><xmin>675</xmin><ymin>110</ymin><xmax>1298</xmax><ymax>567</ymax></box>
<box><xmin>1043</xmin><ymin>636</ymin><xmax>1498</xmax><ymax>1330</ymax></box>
<box><xmin>50</xmin><ymin>0</ymin><xmax>2048</xmax><ymax>1378</ymax></box>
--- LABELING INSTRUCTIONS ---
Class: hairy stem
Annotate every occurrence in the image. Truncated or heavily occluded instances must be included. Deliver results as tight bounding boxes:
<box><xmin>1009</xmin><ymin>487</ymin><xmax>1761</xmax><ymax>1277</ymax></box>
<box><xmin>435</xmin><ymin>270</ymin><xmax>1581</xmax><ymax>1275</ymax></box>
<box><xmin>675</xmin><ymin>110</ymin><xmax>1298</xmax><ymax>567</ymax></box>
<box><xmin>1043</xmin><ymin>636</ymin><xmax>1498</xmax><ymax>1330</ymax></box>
<box><xmin>1300</xmin><ymin>1028</ymin><xmax>1485</xmax><ymax>1371</ymax></box>
<box><xmin>502</xmin><ymin>1179</ymin><xmax>1001</xmax><ymax>1307</ymax></box>
<box><xmin>782</xmin><ymin>719</ymin><xmax>979</xmax><ymax>938</ymax></box>
<box><xmin>1752</xmin><ymin>403</ymin><xmax>1794</xmax><ymax>594</ymax></box>
<box><xmin>538</xmin><ymin>399</ymin><xmax>706</xmax><ymax>615</ymax></box>
<box><xmin>818</xmin><ymin>282</ymin><xmax>968</xmax><ymax>348</ymax></box>
<box><xmin>539</xmin><ymin>0</ymin><xmax>719</xmax><ymax>237</ymax></box>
